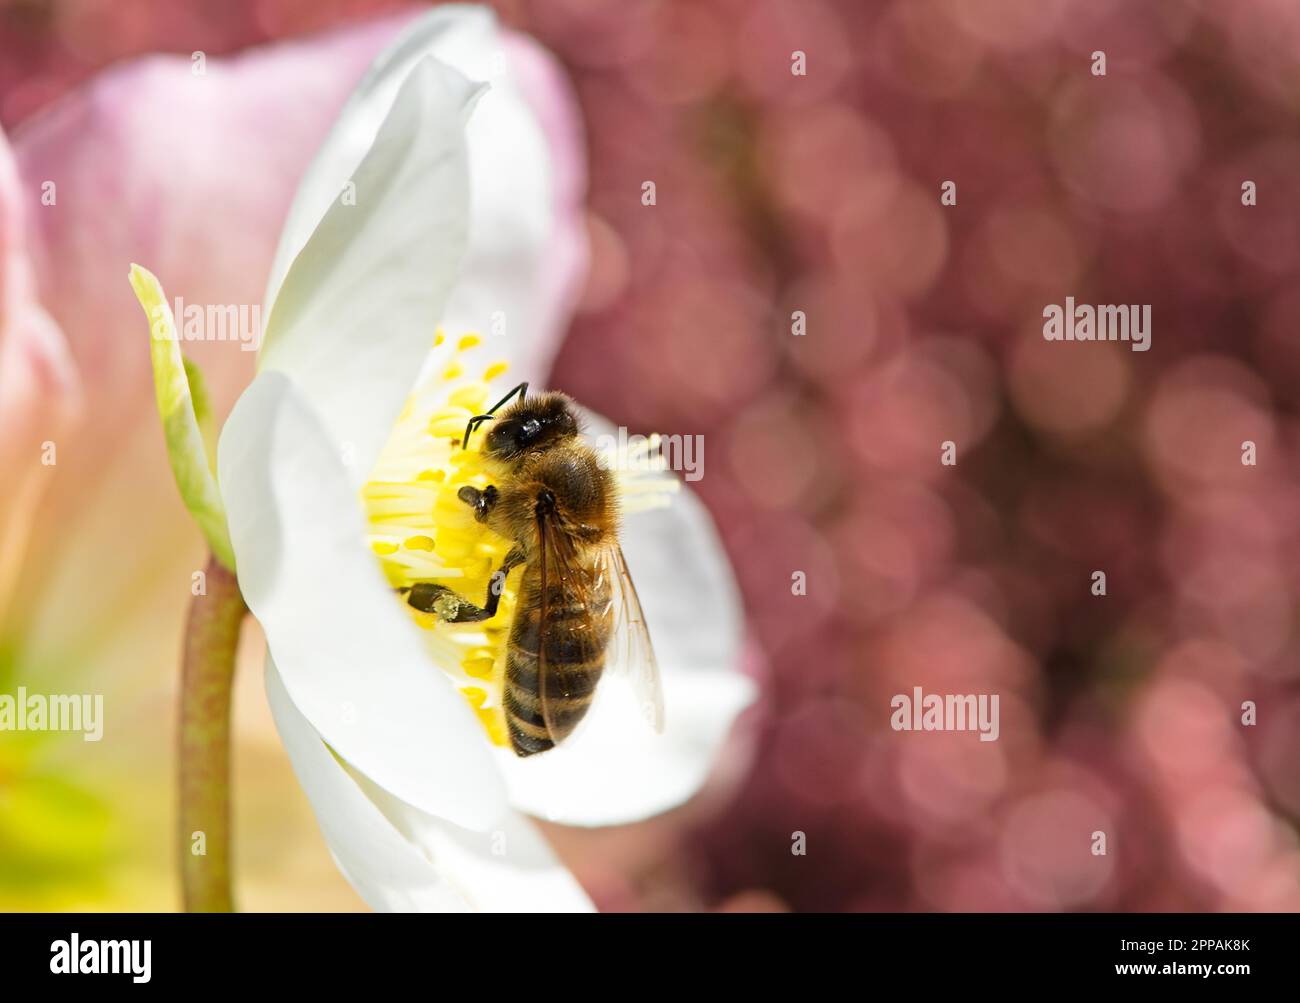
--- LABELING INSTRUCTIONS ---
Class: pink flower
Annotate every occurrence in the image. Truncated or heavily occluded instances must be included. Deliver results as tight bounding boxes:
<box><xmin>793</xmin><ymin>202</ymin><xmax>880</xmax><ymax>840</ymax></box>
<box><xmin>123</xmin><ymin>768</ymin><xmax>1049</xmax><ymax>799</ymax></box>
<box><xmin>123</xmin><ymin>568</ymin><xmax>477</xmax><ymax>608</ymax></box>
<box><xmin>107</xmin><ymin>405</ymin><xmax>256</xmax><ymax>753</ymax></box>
<box><xmin>0</xmin><ymin>123</ymin><xmax>77</xmax><ymax>619</ymax></box>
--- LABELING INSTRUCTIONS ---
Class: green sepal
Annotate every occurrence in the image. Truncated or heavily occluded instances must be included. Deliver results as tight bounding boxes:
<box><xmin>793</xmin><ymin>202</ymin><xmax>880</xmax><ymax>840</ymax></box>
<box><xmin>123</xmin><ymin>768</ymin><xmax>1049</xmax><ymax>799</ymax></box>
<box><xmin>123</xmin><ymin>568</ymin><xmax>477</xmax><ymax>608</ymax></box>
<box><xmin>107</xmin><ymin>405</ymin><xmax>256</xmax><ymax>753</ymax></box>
<box><xmin>129</xmin><ymin>264</ymin><xmax>236</xmax><ymax>571</ymax></box>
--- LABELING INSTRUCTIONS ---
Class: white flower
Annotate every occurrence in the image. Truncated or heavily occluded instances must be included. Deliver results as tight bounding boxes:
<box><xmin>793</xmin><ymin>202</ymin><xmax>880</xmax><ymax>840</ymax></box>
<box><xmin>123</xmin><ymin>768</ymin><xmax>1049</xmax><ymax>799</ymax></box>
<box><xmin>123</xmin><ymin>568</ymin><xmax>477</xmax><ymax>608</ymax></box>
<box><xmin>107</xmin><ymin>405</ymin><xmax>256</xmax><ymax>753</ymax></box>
<box><xmin>131</xmin><ymin>6</ymin><xmax>754</xmax><ymax>911</ymax></box>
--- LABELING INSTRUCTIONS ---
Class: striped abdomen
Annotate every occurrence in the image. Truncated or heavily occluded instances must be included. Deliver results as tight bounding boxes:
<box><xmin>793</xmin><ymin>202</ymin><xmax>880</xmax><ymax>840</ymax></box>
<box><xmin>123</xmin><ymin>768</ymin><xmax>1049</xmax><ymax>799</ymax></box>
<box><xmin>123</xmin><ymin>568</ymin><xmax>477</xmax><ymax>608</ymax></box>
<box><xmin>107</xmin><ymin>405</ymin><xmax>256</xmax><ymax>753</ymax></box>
<box><xmin>505</xmin><ymin>562</ymin><xmax>613</xmax><ymax>756</ymax></box>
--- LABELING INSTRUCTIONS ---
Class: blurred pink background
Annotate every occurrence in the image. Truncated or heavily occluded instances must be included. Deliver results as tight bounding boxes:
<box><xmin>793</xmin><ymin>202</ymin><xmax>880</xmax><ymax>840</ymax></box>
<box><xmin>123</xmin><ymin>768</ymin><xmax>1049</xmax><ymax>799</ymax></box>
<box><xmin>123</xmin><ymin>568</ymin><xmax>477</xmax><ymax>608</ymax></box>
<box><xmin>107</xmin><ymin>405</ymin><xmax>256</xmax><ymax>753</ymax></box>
<box><xmin>4</xmin><ymin>0</ymin><xmax>1300</xmax><ymax>911</ymax></box>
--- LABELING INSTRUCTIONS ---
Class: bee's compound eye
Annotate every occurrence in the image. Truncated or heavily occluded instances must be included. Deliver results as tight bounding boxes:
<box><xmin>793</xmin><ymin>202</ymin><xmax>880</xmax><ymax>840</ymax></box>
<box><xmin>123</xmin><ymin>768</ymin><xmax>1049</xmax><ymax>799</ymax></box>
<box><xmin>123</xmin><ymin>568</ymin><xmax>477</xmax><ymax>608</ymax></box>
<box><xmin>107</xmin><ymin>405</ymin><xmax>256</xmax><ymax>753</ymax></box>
<box><xmin>486</xmin><ymin>419</ymin><xmax>514</xmax><ymax>449</ymax></box>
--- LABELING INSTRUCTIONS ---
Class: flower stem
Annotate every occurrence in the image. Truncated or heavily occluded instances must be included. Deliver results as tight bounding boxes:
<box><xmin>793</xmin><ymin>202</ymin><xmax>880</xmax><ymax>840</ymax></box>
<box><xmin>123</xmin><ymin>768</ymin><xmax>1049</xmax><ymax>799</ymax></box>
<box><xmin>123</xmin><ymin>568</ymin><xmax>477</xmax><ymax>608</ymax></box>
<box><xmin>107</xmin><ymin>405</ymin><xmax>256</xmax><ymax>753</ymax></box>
<box><xmin>178</xmin><ymin>555</ymin><xmax>246</xmax><ymax>912</ymax></box>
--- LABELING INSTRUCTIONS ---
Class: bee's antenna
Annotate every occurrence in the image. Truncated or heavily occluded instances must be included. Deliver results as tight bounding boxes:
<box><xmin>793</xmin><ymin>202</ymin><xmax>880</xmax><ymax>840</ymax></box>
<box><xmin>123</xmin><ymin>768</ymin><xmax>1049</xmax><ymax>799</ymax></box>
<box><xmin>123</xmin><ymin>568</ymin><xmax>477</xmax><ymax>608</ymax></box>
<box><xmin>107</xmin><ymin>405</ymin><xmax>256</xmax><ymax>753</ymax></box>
<box><xmin>463</xmin><ymin>413</ymin><xmax>496</xmax><ymax>449</ymax></box>
<box><xmin>461</xmin><ymin>382</ymin><xmax>529</xmax><ymax>449</ymax></box>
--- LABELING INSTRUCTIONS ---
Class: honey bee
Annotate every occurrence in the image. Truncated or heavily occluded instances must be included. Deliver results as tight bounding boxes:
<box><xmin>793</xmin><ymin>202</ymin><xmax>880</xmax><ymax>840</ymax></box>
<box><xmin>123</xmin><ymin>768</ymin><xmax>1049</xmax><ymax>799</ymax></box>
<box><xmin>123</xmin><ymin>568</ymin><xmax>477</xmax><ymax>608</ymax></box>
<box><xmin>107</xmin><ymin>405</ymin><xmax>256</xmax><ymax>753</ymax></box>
<box><xmin>404</xmin><ymin>383</ymin><xmax>664</xmax><ymax>756</ymax></box>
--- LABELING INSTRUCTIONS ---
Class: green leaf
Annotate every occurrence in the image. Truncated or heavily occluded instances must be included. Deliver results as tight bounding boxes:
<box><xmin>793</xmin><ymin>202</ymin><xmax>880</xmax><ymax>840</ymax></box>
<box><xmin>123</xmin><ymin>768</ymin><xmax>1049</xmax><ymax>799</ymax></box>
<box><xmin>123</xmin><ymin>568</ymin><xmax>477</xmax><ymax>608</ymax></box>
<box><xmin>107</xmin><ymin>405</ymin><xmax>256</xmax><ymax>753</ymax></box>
<box><xmin>129</xmin><ymin>264</ymin><xmax>236</xmax><ymax>571</ymax></box>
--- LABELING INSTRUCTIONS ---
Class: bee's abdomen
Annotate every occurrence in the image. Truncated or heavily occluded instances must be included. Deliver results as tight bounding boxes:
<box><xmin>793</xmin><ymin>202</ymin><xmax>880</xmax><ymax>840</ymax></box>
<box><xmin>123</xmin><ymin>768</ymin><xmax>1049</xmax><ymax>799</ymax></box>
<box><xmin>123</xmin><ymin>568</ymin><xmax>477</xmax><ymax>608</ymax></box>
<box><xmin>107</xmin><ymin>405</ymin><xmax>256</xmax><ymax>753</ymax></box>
<box><xmin>505</xmin><ymin>580</ymin><xmax>612</xmax><ymax>757</ymax></box>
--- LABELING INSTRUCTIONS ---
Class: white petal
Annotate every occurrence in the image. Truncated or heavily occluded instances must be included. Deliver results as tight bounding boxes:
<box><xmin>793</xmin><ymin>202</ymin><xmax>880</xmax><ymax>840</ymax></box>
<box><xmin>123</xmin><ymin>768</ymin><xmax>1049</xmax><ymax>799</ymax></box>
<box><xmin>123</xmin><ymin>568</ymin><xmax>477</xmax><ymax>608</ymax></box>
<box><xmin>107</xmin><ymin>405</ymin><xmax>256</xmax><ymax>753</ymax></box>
<box><xmin>498</xmin><ymin>483</ymin><xmax>756</xmax><ymax>826</ymax></box>
<box><xmin>257</xmin><ymin>54</ymin><xmax>484</xmax><ymax>485</ymax></box>
<box><xmin>261</xmin><ymin>6</ymin><xmax>574</xmax><ymax>385</ymax></box>
<box><xmin>262</xmin><ymin>5</ymin><xmax>495</xmax><ymax>315</ymax></box>
<box><xmin>268</xmin><ymin>658</ymin><xmax>591</xmax><ymax>912</ymax></box>
<box><xmin>218</xmin><ymin>371</ymin><xmax>505</xmax><ymax>830</ymax></box>
<box><xmin>431</xmin><ymin>28</ymin><xmax>582</xmax><ymax>383</ymax></box>
<box><xmin>265</xmin><ymin>657</ymin><xmax>467</xmax><ymax>911</ymax></box>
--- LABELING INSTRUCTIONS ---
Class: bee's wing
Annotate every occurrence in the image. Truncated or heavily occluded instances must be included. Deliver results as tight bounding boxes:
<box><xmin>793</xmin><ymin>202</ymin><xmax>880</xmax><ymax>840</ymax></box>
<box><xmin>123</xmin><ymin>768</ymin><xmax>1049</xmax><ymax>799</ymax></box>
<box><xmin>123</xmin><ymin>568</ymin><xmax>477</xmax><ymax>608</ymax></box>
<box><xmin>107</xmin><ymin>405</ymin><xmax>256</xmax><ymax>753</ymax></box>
<box><xmin>535</xmin><ymin>509</ymin><xmax>615</xmax><ymax>747</ymax></box>
<box><xmin>597</xmin><ymin>541</ymin><xmax>665</xmax><ymax>733</ymax></box>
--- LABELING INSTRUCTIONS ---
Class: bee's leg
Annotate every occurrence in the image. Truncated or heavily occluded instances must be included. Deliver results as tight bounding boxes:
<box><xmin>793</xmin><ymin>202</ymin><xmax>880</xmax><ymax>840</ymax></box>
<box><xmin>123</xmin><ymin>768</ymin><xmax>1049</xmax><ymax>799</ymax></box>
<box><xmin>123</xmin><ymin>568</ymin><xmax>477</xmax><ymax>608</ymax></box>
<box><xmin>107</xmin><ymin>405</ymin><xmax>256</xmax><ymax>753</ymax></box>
<box><xmin>457</xmin><ymin>484</ymin><xmax>498</xmax><ymax>522</ymax></box>
<box><xmin>461</xmin><ymin>381</ymin><xmax>529</xmax><ymax>448</ymax></box>
<box><xmin>402</xmin><ymin>548</ymin><xmax>525</xmax><ymax>623</ymax></box>
<box><xmin>403</xmin><ymin>583</ymin><xmax>484</xmax><ymax>622</ymax></box>
<box><xmin>477</xmin><ymin>547</ymin><xmax>525</xmax><ymax>616</ymax></box>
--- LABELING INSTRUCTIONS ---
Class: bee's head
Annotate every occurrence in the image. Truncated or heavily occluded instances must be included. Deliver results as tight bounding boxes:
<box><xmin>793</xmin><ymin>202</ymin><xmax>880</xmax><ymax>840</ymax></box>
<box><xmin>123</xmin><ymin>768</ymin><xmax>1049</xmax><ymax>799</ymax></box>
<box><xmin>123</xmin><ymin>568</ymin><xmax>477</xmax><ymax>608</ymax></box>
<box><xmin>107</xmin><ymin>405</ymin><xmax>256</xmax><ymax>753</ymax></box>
<box><xmin>482</xmin><ymin>392</ymin><xmax>580</xmax><ymax>461</ymax></box>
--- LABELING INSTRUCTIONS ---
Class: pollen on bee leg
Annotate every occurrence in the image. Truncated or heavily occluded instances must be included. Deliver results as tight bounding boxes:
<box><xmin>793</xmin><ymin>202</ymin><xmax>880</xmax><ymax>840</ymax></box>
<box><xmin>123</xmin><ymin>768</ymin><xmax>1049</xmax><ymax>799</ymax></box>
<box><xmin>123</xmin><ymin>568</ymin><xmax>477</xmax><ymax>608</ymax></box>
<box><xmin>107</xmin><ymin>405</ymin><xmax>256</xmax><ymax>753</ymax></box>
<box><xmin>431</xmin><ymin>591</ymin><xmax>462</xmax><ymax>620</ymax></box>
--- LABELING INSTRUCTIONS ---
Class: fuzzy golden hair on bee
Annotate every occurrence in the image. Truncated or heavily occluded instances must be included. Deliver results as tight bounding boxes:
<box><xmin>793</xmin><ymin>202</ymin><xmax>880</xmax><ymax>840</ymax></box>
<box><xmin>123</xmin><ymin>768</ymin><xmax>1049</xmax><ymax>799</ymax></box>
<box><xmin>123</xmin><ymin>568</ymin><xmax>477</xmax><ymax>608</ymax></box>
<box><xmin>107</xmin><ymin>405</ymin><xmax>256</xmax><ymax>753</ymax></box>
<box><xmin>476</xmin><ymin>390</ymin><xmax>583</xmax><ymax>464</ymax></box>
